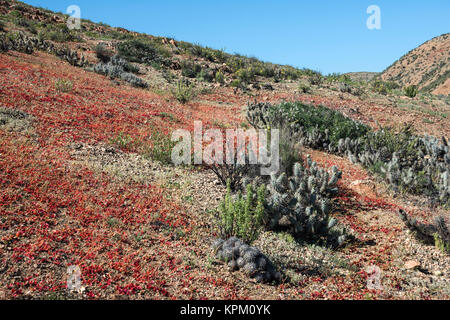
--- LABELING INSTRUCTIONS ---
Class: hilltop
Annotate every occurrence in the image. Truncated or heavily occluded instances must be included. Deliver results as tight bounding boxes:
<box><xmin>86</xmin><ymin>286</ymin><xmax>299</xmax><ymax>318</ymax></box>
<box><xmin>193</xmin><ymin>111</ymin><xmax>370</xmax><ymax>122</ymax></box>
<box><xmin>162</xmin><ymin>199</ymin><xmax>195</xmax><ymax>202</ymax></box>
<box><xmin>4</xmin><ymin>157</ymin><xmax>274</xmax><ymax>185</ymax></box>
<box><xmin>381</xmin><ymin>33</ymin><xmax>450</xmax><ymax>95</ymax></box>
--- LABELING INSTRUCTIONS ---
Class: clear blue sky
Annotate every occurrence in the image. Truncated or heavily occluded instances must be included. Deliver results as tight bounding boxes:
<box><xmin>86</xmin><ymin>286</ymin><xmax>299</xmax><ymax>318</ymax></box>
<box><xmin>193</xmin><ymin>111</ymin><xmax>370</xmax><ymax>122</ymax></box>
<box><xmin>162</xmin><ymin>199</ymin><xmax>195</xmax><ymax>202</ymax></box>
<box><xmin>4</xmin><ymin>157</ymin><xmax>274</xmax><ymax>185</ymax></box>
<box><xmin>22</xmin><ymin>0</ymin><xmax>450</xmax><ymax>74</ymax></box>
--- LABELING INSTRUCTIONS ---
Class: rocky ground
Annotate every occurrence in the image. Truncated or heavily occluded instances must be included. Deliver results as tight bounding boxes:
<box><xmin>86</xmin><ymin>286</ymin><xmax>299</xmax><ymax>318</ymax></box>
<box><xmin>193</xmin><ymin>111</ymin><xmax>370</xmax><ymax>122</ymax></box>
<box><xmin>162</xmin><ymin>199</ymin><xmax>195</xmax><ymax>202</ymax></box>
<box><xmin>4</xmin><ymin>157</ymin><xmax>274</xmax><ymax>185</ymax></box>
<box><xmin>0</xmin><ymin>43</ymin><xmax>449</xmax><ymax>299</ymax></box>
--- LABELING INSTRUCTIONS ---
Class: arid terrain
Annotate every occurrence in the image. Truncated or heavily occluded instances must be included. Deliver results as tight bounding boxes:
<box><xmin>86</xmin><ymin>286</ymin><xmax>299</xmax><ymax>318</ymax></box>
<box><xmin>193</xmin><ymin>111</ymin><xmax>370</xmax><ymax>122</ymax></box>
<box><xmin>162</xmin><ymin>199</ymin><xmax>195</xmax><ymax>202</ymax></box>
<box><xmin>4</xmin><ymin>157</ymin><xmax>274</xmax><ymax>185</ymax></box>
<box><xmin>0</xmin><ymin>1</ymin><xmax>449</xmax><ymax>300</ymax></box>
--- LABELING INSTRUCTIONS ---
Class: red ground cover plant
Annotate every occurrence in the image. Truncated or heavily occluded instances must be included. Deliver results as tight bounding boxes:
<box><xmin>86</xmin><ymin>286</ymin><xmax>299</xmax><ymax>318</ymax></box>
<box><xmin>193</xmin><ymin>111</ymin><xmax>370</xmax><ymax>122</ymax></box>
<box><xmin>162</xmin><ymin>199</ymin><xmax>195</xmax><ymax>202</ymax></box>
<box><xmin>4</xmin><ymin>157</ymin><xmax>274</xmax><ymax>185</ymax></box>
<box><xmin>0</xmin><ymin>50</ymin><xmax>447</xmax><ymax>300</ymax></box>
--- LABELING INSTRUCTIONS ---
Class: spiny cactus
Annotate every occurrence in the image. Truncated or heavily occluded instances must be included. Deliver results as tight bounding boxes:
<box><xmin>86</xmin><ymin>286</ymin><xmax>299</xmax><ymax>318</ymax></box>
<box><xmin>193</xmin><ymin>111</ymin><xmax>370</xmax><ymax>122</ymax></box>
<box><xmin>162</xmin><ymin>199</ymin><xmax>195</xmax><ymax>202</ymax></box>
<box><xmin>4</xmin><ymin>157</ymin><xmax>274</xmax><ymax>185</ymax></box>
<box><xmin>94</xmin><ymin>55</ymin><xmax>148</xmax><ymax>88</ymax></box>
<box><xmin>54</xmin><ymin>46</ymin><xmax>88</xmax><ymax>67</ymax></box>
<box><xmin>212</xmin><ymin>237</ymin><xmax>281</xmax><ymax>283</ymax></box>
<box><xmin>247</xmin><ymin>101</ymin><xmax>449</xmax><ymax>206</ymax></box>
<box><xmin>264</xmin><ymin>159</ymin><xmax>348</xmax><ymax>247</ymax></box>
<box><xmin>1</xmin><ymin>32</ymin><xmax>88</xmax><ymax>67</ymax></box>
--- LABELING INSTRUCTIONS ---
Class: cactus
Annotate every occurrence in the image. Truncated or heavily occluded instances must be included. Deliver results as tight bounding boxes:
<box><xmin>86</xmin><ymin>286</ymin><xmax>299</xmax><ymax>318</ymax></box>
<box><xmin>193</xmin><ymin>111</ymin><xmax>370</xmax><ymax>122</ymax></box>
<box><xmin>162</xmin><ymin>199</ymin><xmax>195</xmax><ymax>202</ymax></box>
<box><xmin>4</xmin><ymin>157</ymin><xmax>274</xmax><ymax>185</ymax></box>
<box><xmin>264</xmin><ymin>161</ymin><xmax>348</xmax><ymax>247</ymax></box>
<box><xmin>213</xmin><ymin>237</ymin><xmax>282</xmax><ymax>283</ymax></box>
<box><xmin>246</xmin><ymin>101</ymin><xmax>449</xmax><ymax>206</ymax></box>
<box><xmin>1</xmin><ymin>32</ymin><xmax>88</xmax><ymax>67</ymax></box>
<box><xmin>94</xmin><ymin>55</ymin><xmax>148</xmax><ymax>88</ymax></box>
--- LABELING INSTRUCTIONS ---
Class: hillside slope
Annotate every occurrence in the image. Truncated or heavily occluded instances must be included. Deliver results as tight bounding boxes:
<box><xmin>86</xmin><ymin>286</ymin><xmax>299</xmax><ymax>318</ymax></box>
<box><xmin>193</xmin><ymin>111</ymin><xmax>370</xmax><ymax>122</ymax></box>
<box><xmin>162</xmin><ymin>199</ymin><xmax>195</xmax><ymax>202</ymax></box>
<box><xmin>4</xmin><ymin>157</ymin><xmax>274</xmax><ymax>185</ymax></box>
<box><xmin>381</xmin><ymin>33</ymin><xmax>450</xmax><ymax>95</ymax></box>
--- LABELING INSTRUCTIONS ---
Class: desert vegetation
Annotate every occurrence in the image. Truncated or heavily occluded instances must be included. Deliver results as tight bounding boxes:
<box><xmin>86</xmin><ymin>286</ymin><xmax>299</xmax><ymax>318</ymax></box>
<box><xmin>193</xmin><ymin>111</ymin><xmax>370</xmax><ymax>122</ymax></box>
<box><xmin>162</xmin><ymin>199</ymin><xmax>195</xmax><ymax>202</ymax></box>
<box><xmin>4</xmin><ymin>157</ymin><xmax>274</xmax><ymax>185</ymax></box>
<box><xmin>0</xmin><ymin>0</ymin><xmax>448</xmax><ymax>300</ymax></box>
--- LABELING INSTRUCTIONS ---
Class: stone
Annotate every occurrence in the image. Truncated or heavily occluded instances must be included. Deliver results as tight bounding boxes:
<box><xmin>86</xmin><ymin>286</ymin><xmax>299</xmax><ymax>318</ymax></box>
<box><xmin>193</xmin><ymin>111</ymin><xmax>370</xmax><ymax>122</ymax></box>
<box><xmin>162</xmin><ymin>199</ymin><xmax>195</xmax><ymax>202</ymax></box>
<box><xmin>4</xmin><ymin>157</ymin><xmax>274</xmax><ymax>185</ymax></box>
<box><xmin>404</xmin><ymin>260</ymin><xmax>420</xmax><ymax>270</ymax></box>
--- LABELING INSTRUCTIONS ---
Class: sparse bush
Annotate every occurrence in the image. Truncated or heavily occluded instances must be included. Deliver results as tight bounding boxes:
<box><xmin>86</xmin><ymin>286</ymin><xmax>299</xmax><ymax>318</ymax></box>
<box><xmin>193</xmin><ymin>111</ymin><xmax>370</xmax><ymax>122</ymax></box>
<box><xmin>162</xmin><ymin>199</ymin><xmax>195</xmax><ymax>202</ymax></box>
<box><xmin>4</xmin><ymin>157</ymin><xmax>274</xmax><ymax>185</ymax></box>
<box><xmin>144</xmin><ymin>130</ymin><xmax>177</xmax><ymax>165</ymax></box>
<box><xmin>215</xmin><ymin>70</ymin><xmax>225</xmax><ymax>84</ymax></box>
<box><xmin>55</xmin><ymin>79</ymin><xmax>73</xmax><ymax>93</ymax></box>
<box><xmin>174</xmin><ymin>79</ymin><xmax>194</xmax><ymax>104</ymax></box>
<box><xmin>208</xmin><ymin>162</ymin><xmax>253</xmax><ymax>192</ymax></box>
<box><xmin>298</xmin><ymin>83</ymin><xmax>311</xmax><ymax>94</ymax></box>
<box><xmin>219</xmin><ymin>180</ymin><xmax>266</xmax><ymax>244</ymax></box>
<box><xmin>95</xmin><ymin>43</ymin><xmax>114</xmax><ymax>63</ymax></box>
<box><xmin>398</xmin><ymin>210</ymin><xmax>449</xmax><ymax>253</ymax></box>
<box><xmin>117</xmin><ymin>39</ymin><xmax>170</xmax><ymax>67</ymax></box>
<box><xmin>180</xmin><ymin>60</ymin><xmax>202</xmax><ymax>78</ymax></box>
<box><xmin>404</xmin><ymin>85</ymin><xmax>418</xmax><ymax>98</ymax></box>
<box><xmin>308</xmin><ymin>73</ymin><xmax>323</xmax><ymax>86</ymax></box>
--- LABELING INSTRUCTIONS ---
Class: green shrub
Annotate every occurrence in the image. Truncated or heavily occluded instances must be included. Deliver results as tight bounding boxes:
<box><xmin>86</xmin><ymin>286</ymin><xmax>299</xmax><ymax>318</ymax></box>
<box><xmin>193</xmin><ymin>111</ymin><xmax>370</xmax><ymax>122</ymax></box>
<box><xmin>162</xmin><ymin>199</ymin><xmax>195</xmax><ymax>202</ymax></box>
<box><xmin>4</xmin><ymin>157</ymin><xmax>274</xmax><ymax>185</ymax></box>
<box><xmin>55</xmin><ymin>79</ymin><xmax>73</xmax><ymax>93</ymax></box>
<box><xmin>298</xmin><ymin>83</ymin><xmax>311</xmax><ymax>94</ymax></box>
<box><xmin>181</xmin><ymin>60</ymin><xmax>202</xmax><ymax>78</ymax></box>
<box><xmin>277</xmin><ymin>102</ymin><xmax>369</xmax><ymax>147</ymax></box>
<box><xmin>95</xmin><ymin>43</ymin><xmax>113</xmax><ymax>63</ymax></box>
<box><xmin>145</xmin><ymin>130</ymin><xmax>177</xmax><ymax>165</ymax></box>
<box><xmin>37</xmin><ymin>24</ymin><xmax>79</xmax><ymax>42</ymax></box>
<box><xmin>404</xmin><ymin>85</ymin><xmax>418</xmax><ymax>98</ymax></box>
<box><xmin>196</xmin><ymin>68</ymin><xmax>214</xmax><ymax>82</ymax></box>
<box><xmin>215</xmin><ymin>70</ymin><xmax>225</xmax><ymax>84</ymax></box>
<box><xmin>434</xmin><ymin>233</ymin><xmax>450</xmax><ymax>254</ymax></box>
<box><xmin>308</xmin><ymin>73</ymin><xmax>323</xmax><ymax>86</ymax></box>
<box><xmin>371</xmin><ymin>80</ymin><xmax>399</xmax><ymax>95</ymax></box>
<box><xmin>219</xmin><ymin>181</ymin><xmax>266</xmax><ymax>244</ymax></box>
<box><xmin>174</xmin><ymin>79</ymin><xmax>194</xmax><ymax>104</ymax></box>
<box><xmin>109</xmin><ymin>132</ymin><xmax>135</xmax><ymax>150</ymax></box>
<box><xmin>117</xmin><ymin>39</ymin><xmax>170</xmax><ymax>67</ymax></box>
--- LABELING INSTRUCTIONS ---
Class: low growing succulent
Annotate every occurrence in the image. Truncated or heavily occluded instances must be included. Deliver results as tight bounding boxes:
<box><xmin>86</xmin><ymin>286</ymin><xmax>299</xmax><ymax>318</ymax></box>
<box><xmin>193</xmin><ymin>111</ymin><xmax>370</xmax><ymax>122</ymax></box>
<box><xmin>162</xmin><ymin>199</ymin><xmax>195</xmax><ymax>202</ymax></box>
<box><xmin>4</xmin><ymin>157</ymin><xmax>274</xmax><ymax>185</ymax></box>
<box><xmin>212</xmin><ymin>237</ymin><xmax>281</xmax><ymax>283</ymax></box>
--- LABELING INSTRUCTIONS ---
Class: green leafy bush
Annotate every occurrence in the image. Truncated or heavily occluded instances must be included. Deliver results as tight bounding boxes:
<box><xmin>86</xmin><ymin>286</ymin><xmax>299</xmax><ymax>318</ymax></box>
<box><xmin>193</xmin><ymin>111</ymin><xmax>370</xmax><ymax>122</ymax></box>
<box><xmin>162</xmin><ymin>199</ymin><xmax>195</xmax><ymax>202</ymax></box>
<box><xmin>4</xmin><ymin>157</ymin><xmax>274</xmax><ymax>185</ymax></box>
<box><xmin>95</xmin><ymin>43</ymin><xmax>113</xmax><ymax>63</ymax></box>
<box><xmin>174</xmin><ymin>79</ymin><xmax>194</xmax><ymax>104</ymax></box>
<box><xmin>308</xmin><ymin>73</ymin><xmax>323</xmax><ymax>86</ymax></box>
<box><xmin>371</xmin><ymin>80</ymin><xmax>399</xmax><ymax>95</ymax></box>
<box><xmin>109</xmin><ymin>132</ymin><xmax>135</xmax><ymax>150</ymax></box>
<box><xmin>117</xmin><ymin>39</ymin><xmax>170</xmax><ymax>67</ymax></box>
<box><xmin>298</xmin><ymin>83</ymin><xmax>311</xmax><ymax>94</ymax></box>
<box><xmin>180</xmin><ymin>60</ymin><xmax>202</xmax><ymax>78</ymax></box>
<box><xmin>219</xmin><ymin>181</ymin><xmax>266</xmax><ymax>244</ymax></box>
<box><xmin>144</xmin><ymin>130</ymin><xmax>177</xmax><ymax>165</ymax></box>
<box><xmin>215</xmin><ymin>70</ymin><xmax>225</xmax><ymax>84</ymax></box>
<box><xmin>55</xmin><ymin>79</ymin><xmax>73</xmax><ymax>93</ymax></box>
<box><xmin>404</xmin><ymin>85</ymin><xmax>418</xmax><ymax>98</ymax></box>
<box><xmin>247</xmin><ymin>101</ymin><xmax>370</xmax><ymax>149</ymax></box>
<box><xmin>196</xmin><ymin>68</ymin><xmax>214</xmax><ymax>82</ymax></box>
<box><xmin>37</xmin><ymin>24</ymin><xmax>79</xmax><ymax>42</ymax></box>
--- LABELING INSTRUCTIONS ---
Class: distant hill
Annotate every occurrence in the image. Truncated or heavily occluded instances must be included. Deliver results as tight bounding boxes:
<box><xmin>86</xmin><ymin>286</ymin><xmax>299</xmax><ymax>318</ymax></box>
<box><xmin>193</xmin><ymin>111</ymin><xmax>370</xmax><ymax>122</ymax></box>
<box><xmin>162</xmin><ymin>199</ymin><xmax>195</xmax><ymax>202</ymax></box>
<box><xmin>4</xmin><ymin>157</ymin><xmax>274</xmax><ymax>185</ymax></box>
<box><xmin>380</xmin><ymin>33</ymin><xmax>450</xmax><ymax>95</ymax></box>
<box><xmin>344</xmin><ymin>72</ymin><xmax>378</xmax><ymax>82</ymax></box>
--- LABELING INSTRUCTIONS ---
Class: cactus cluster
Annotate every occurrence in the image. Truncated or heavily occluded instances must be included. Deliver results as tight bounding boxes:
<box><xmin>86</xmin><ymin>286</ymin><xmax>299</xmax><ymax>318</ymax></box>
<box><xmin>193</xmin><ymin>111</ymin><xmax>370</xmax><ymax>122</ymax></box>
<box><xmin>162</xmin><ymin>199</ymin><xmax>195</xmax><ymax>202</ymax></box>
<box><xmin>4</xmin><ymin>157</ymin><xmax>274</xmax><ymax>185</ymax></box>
<box><xmin>247</xmin><ymin>101</ymin><xmax>450</xmax><ymax>205</ymax></box>
<box><xmin>53</xmin><ymin>46</ymin><xmax>88</xmax><ymax>67</ymax></box>
<box><xmin>1</xmin><ymin>31</ymin><xmax>51</xmax><ymax>54</ymax></box>
<box><xmin>340</xmin><ymin>130</ymin><xmax>450</xmax><ymax>205</ymax></box>
<box><xmin>247</xmin><ymin>101</ymin><xmax>370</xmax><ymax>151</ymax></box>
<box><xmin>94</xmin><ymin>55</ymin><xmax>148</xmax><ymax>88</ymax></box>
<box><xmin>212</xmin><ymin>237</ymin><xmax>282</xmax><ymax>283</ymax></box>
<box><xmin>0</xmin><ymin>32</ymin><xmax>87</xmax><ymax>67</ymax></box>
<box><xmin>265</xmin><ymin>158</ymin><xmax>348</xmax><ymax>247</ymax></box>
